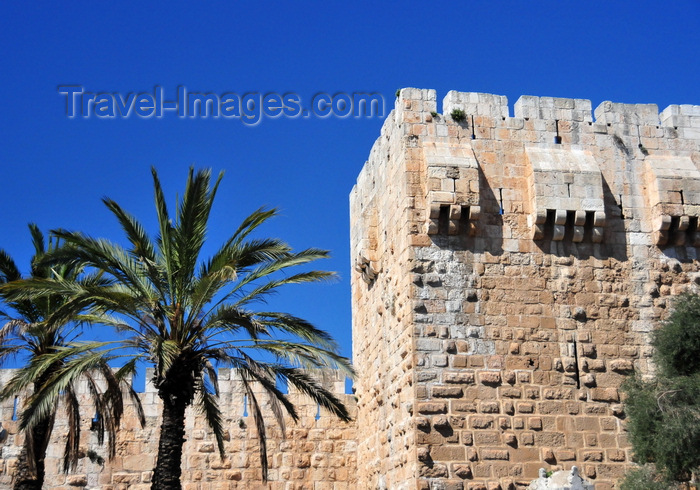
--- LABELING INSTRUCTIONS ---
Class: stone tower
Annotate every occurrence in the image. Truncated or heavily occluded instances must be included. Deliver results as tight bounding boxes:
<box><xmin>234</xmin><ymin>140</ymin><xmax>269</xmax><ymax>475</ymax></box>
<box><xmin>350</xmin><ymin>88</ymin><xmax>700</xmax><ymax>489</ymax></box>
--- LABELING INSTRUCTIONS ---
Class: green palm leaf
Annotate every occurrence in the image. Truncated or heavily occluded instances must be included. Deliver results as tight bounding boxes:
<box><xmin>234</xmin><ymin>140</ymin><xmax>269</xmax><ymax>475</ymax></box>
<box><xmin>6</xmin><ymin>168</ymin><xmax>353</xmax><ymax>489</ymax></box>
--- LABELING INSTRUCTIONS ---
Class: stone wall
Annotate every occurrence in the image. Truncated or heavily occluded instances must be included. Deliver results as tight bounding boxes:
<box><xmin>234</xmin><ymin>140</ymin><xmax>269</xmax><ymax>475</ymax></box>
<box><xmin>350</xmin><ymin>88</ymin><xmax>700</xmax><ymax>489</ymax></box>
<box><xmin>0</xmin><ymin>369</ymin><xmax>356</xmax><ymax>489</ymax></box>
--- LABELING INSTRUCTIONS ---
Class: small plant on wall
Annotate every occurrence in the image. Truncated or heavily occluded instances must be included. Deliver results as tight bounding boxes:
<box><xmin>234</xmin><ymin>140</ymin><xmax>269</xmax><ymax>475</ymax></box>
<box><xmin>450</xmin><ymin>108</ymin><xmax>467</xmax><ymax>123</ymax></box>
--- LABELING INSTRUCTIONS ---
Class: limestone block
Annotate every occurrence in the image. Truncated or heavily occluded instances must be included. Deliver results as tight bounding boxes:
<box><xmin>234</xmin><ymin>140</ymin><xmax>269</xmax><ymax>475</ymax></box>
<box><xmin>594</xmin><ymin>101</ymin><xmax>660</xmax><ymax>125</ymax></box>
<box><xmin>552</xmin><ymin>225</ymin><xmax>565</xmax><ymax>241</ymax></box>
<box><xmin>660</xmin><ymin>104</ymin><xmax>700</xmax><ymax>127</ymax></box>
<box><xmin>443</xmin><ymin>91</ymin><xmax>509</xmax><ymax>120</ymax></box>
<box><xmin>423</xmin><ymin>141</ymin><xmax>481</xmax><ymax>236</ymax></box>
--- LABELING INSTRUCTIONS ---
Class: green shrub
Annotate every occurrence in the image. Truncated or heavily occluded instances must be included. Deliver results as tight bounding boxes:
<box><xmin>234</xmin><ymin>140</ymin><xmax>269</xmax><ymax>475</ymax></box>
<box><xmin>619</xmin><ymin>465</ymin><xmax>670</xmax><ymax>490</ymax></box>
<box><xmin>623</xmin><ymin>374</ymin><xmax>700</xmax><ymax>480</ymax></box>
<box><xmin>654</xmin><ymin>292</ymin><xmax>700</xmax><ymax>377</ymax></box>
<box><xmin>450</xmin><ymin>108</ymin><xmax>466</xmax><ymax>123</ymax></box>
<box><xmin>621</xmin><ymin>293</ymin><xmax>700</xmax><ymax>485</ymax></box>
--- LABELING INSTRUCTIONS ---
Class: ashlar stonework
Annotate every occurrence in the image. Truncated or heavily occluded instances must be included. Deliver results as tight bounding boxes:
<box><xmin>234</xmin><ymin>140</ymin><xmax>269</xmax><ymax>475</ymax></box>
<box><xmin>350</xmin><ymin>89</ymin><xmax>700</xmax><ymax>490</ymax></box>
<box><xmin>0</xmin><ymin>368</ymin><xmax>356</xmax><ymax>489</ymax></box>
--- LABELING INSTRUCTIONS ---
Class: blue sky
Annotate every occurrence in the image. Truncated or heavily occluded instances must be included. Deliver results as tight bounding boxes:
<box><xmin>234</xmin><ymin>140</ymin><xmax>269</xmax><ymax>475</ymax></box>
<box><xmin>0</xmin><ymin>2</ymin><xmax>699</xmax><ymax>380</ymax></box>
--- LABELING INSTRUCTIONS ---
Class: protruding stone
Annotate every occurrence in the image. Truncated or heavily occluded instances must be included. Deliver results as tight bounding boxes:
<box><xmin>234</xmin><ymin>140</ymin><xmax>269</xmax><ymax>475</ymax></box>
<box><xmin>543</xmin><ymin>448</ymin><xmax>555</xmax><ymax>464</ymax></box>
<box><xmin>592</xmin><ymin>226</ymin><xmax>604</xmax><ymax>243</ymax></box>
<box><xmin>554</xmin><ymin>209</ymin><xmax>567</xmax><ymax>225</ymax></box>
<box><xmin>469</xmin><ymin>205</ymin><xmax>481</xmax><ymax>221</ymax></box>
<box><xmin>593</xmin><ymin>211</ymin><xmax>606</xmax><ymax>227</ymax></box>
<box><xmin>553</xmin><ymin>224</ymin><xmax>565</xmax><ymax>241</ymax></box>
<box><xmin>479</xmin><ymin>372</ymin><xmax>501</xmax><ymax>385</ymax></box>
<box><xmin>534</xmin><ymin>209</ymin><xmax>547</xmax><ymax>225</ymax></box>
<box><xmin>533</xmin><ymin>224</ymin><xmax>545</xmax><ymax>240</ymax></box>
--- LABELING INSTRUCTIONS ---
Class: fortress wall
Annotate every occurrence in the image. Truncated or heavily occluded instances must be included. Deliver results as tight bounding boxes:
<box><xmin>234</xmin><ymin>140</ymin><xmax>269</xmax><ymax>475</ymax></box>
<box><xmin>0</xmin><ymin>368</ymin><xmax>356</xmax><ymax>489</ymax></box>
<box><xmin>351</xmin><ymin>88</ymin><xmax>700</xmax><ymax>489</ymax></box>
<box><xmin>349</xmin><ymin>89</ymin><xmax>439</xmax><ymax>489</ymax></box>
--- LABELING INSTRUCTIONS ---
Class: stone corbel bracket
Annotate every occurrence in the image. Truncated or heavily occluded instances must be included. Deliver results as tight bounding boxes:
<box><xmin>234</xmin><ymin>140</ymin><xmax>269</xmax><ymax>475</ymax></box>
<box><xmin>422</xmin><ymin>142</ymin><xmax>480</xmax><ymax>235</ymax></box>
<box><xmin>525</xmin><ymin>147</ymin><xmax>606</xmax><ymax>242</ymax></box>
<box><xmin>354</xmin><ymin>239</ymin><xmax>380</xmax><ymax>285</ymax></box>
<box><xmin>644</xmin><ymin>155</ymin><xmax>700</xmax><ymax>246</ymax></box>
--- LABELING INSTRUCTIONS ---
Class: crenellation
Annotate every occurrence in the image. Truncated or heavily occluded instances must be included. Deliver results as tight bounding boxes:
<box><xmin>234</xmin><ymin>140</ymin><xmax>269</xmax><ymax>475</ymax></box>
<box><xmin>593</xmin><ymin>101</ymin><xmax>660</xmax><ymax>126</ymax></box>
<box><xmin>0</xmin><ymin>368</ymin><xmax>357</xmax><ymax>489</ymax></box>
<box><xmin>514</xmin><ymin>96</ymin><xmax>593</xmax><ymax>123</ymax></box>
<box><xmin>443</xmin><ymin>91</ymin><xmax>510</xmax><ymax>120</ymax></box>
<box><xmin>660</xmin><ymin>104</ymin><xmax>700</xmax><ymax>129</ymax></box>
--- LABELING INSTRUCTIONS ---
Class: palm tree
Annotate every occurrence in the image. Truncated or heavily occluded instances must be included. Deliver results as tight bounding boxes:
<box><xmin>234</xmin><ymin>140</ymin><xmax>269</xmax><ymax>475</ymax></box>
<box><xmin>38</xmin><ymin>167</ymin><xmax>352</xmax><ymax>490</ymax></box>
<box><xmin>0</xmin><ymin>225</ymin><xmax>142</xmax><ymax>490</ymax></box>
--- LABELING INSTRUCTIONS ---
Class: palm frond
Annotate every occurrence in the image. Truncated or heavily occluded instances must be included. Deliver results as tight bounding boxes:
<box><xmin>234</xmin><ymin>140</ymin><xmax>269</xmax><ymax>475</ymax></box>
<box><xmin>62</xmin><ymin>385</ymin><xmax>81</xmax><ymax>472</ymax></box>
<box><xmin>151</xmin><ymin>166</ymin><xmax>176</xmax><ymax>297</ymax></box>
<box><xmin>0</xmin><ymin>248</ymin><xmax>22</xmax><ymax>284</ymax></box>
<box><xmin>204</xmin><ymin>305</ymin><xmax>269</xmax><ymax>340</ymax></box>
<box><xmin>113</xmin><ymin>359</ymin><xmax>146</xmax><ymax>428</ymax></box>
<box><xmin>28</xmin><ymin>223</ymin><xmax>46</xmax><ymax>256</ymax></box>
<box><xmin>254</xmin><ymin>312</ymin><xmax>338</xmax><ymax>350</ymax></box>
<box><xmin>235</xmin><ymin>340</ymin><xmax>354</xmax><ymax>376</ymax></box>
<box><xmin>48</xmin><ymin>230</ymin><xmax>156</xmax><ymax>301</ymax></box>
<box><xmin>174</xmin><ymin>169</ymin><xmax>222</xmax><ymax>283</ymax></box>
<box><xmin>279</xmin><ymin>368</ymin><xmax>352</xmax><ymax>422</ymax></box>
<box><xmin>195</xmin><ymin>377</ymin><xmax>225</xmax><ymax>457</ymax></box>
<box><xmin>239</xmin><ymin>361</ymin><xmax>292</xmax><ymax>430</ymax></box>
<box><xmin>229</xmin><ymin>249</ymin><xmax>332</xmax><ymax>301</ymax></box>
<box><xmin>240</xmin><ymin>376</ymin><xmax>269</xmax><ymax>481</ymax></box>
<box><xmin>17</xmin><ymin>344</ymin><xmax>118</xmax><ymax>430</ymax></box>
<box><xmin>225</xmin><ymin>207</ymin><xmax>278</xmax><ymax>249</ymax></box>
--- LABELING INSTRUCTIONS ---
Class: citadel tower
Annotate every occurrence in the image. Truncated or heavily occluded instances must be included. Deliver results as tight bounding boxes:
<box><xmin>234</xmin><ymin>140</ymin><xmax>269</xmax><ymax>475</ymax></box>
<box><xmin>350</xmin><ymin>88</ymin><xmax>700</xmax><ymax>489</ymax></box>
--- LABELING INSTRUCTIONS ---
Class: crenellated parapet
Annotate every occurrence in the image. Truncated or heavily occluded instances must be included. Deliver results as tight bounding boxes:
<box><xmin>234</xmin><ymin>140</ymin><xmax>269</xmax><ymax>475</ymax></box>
<box><xmin>384</xmin><ymin>88</ymin><xmax>700</xmax><ymax>248</ymax></box>
<box><xmin>0</xmin><ymin>367</ymin><xmax>356</xmax><ymax>488</ymax></box>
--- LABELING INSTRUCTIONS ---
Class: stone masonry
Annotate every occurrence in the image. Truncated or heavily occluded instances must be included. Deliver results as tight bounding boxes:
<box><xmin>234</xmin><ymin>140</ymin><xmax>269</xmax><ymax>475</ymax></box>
<box><xmin>350</xmin><ymin>89</ymin><xmax>700</xmax><ymax>490</ymax></box>
<box><xmin>0</xmin><ymin>369</ymin><xmax>356</xmax><ymax>489</ymax></box>
<box><xmin>1</xmin><ymin>89</ymin><xmax>699</xmax><ymax>489</ymax></box>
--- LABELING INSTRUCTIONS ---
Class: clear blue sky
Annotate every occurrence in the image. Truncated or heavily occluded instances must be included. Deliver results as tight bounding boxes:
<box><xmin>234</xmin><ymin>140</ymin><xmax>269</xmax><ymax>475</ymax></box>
<box><xmin>1</xmin><ymin>2</ymin><xmax>698</xmax><ymax>376</ymax></box>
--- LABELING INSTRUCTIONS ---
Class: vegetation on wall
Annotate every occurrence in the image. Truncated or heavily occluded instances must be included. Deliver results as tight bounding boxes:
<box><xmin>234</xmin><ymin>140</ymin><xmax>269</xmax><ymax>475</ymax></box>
<box><xmin>620</xmin><ymin>292</ymin><xmax>700</xmax><ymax>489</ymax></box>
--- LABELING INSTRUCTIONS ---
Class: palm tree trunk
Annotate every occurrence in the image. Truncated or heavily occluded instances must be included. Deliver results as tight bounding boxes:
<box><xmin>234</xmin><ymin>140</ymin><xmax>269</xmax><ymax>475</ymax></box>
<box><xmin>151</xmin><ymin>393</ymin><xmax>188</xmax><ymax>490</ymax></box>
<box><xmin>13</xmin><ymin>417</ymin><xmax>52</xmax><ymax>490</ymax></box>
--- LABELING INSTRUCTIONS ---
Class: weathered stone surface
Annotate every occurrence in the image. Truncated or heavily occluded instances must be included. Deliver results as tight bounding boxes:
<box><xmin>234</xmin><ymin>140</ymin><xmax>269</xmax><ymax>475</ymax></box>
<box><xmin>351</xmin><ymin>89</ymin><xmax>700</xmax><ymax>490</ymax></box>
<box><xmin>0</xmin><ymin>368</ymin><xmax>357</xmax><ymax>489</ymax></box>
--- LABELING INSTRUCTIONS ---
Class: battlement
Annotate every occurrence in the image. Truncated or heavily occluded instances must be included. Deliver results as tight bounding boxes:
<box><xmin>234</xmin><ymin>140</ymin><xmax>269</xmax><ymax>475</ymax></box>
<box><xmin>0</xmin><ymin>368</ymin><xmax>356</xmax><ymax>488</ymax></box>
<box><xmin>396</xmin><ymin>87</ymin><xmax>700</xmax><ymax>131</ymax></box>
<box><xmin>354</xmin><ymin>88</ymin><xmax>700</xmax><ymax>256</ymax></box>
